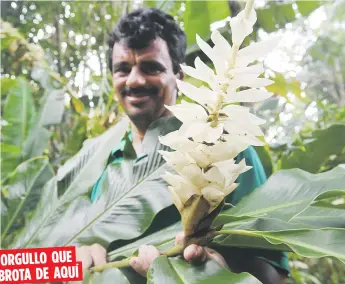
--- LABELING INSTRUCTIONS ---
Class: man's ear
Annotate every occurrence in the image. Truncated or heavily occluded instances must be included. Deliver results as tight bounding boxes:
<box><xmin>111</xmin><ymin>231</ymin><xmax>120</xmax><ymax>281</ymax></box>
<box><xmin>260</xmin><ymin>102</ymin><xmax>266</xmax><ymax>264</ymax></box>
<box><xmin>177</xmin><ymin>71</ymin><xmax>184</xmax><ymax>81</ymax></box>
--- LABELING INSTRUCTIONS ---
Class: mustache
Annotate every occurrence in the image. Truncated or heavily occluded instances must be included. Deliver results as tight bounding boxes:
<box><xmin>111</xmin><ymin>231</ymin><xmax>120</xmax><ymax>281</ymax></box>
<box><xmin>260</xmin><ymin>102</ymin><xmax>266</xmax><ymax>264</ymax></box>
<box><xmin>120</xmin><ymin>86</ymin><xmax>159</xmax><ymax>96</ymax></box>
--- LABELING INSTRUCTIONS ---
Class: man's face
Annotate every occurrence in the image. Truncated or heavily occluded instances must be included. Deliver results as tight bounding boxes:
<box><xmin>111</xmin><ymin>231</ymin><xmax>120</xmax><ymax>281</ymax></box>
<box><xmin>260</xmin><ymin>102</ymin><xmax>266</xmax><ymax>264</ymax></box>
<box><xmin>112</xmin><ymin>38</ymin><xmax>180</xmax><ymax>124</ymax></box>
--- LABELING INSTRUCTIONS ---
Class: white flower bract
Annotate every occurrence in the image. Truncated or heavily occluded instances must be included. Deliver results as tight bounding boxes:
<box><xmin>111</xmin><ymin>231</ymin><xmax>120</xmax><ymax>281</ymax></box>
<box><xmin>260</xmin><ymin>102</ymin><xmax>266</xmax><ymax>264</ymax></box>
<box><xmin>158</xmin><ymin>0</ymin><xmax>280</xmax><ymax>235</ymax></box>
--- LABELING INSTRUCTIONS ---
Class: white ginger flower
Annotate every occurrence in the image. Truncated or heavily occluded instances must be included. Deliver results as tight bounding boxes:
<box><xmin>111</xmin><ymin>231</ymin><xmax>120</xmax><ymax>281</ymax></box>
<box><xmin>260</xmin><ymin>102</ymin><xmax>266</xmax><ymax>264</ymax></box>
<box><xmin>162</xmin><ymin>158</ymin><xmax>250</xmax><ymax>216</ymax></box>
<box><xmin>230</xmin><ymin>8</ymin><xmax>257</xmax><ymax>46</ymax></box>
<box><xmin>158</xmin><ymin>130</ymin><xmax>196</xmax><ymax>152</ymax></box>
<box><xmin>225</xmin><ymin>88</ymin><xmax>273</xmax><ymax>104</ymax></box>
<box><xmin>187</xmin><ymin>139</ymin><xmax>248</xmax><ymax>168</ymax></box>
<box><xmin>176</xmin><ymin>79</ymin><xmax>218</xmax><ymax>109</ymax></box>
<box><xmin>203</xmin><ymin>159</ymin><xmax>251</xmax><ymax>189</ymax></box>
<box><xmin>165</xmin><ymin>101</ymin><xmax>223</xmax><ymax>143</ymax></box>
<box><xmin>157</xmin><ymin>0</ymin><xmax>280</xmax><ymax>236</ymax></box>
<box><xmin>185</xmin><ymin>31</ymin><xmax>280</xmax><ymax>92</ymax></box>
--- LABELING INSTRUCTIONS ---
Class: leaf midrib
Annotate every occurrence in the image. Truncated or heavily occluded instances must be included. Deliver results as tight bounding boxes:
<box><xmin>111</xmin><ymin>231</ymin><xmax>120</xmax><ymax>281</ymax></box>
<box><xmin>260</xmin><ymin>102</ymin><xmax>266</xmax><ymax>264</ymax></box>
<box><xmin>2</xmin><ymin>158</ymin><xmax>48</xmax><ymax>239</ymax></box>
<box><xmin>64</xmin><ymin>154</ymin><xmax>167</xmax><ymax>245</ymax></box>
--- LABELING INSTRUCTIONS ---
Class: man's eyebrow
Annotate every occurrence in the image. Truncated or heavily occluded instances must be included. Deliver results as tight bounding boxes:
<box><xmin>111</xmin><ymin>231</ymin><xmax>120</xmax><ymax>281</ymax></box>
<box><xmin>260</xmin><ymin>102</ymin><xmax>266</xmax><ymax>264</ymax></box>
<box><xmin>140</xmin><ymin>60</ymin><xmax>166</xmax><ymax>70</ymax></box>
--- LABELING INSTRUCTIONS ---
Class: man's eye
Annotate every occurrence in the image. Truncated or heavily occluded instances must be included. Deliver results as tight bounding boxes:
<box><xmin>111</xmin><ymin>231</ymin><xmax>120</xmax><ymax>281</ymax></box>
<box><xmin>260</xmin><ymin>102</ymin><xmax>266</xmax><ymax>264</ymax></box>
<box><xmin>141</xmin><ymin>63</ymin><xmax>165</xmax><ymax>75</ymax></box>
<box><xmin>116</xmin><ymin>67</ymin><xmax>131</xmax><ymax>74</ymax></box>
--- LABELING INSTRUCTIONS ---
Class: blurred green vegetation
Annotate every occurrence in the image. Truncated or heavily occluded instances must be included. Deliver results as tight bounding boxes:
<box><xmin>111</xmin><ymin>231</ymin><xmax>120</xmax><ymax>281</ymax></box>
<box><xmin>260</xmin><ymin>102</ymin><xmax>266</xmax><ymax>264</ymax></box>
<box><xmin>1</xmin><ymin>1</ymin><xmax>345</xmax><ymax>283</ymax></box>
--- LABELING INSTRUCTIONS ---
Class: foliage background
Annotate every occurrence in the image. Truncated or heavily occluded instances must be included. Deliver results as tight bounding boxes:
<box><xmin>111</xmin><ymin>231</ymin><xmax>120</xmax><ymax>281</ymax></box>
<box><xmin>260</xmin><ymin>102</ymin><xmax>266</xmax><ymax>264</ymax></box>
<box><xmin>1</xmin><ymin>1</ymin><xmax>345</xmax><ymax>283</ymax></box>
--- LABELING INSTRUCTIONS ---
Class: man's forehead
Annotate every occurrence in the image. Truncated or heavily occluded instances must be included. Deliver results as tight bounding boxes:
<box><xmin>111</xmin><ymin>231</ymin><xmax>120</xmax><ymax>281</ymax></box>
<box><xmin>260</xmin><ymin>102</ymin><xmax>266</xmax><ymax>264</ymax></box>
<box><xmin>112</xmin><ymin>38</ymin><xmax>171</xmax><ymax>63</ymax></box>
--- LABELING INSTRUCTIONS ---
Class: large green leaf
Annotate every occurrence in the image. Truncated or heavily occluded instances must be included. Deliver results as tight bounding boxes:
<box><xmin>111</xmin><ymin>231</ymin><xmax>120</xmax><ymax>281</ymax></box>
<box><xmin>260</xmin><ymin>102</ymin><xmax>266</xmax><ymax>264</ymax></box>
<box><xmin>108</xmin><ymin>222</ymin><xmax>182</xmax><ymax>262</ymax></box>
<box><xmin>1</xmin><ymin>77</ymin><xmax>37</xmax><ymax>181</ymax></box>
<box><xmin>22</xmin><ymin>126</ymin><xmax>52</xmax><ymax>160</ymax></box>
<box><xmin>40</xmin><ymin>116</ymin><xmax>182</xmax><ymax>248</ymax></box>
<box><xmin>1</xmin><ymin>77</ymin><xmax>36</xmax><ymax>147</ymax></box>
<box><xmin>1</xmin><ymin>157</ymin><xmax>54</xmax><ymax>247</ymax></box>
<box><xmin>88</xmin><ymin>167</ymin><xmax>345</xmax><ymax>282</ymax></box>
<box><xmin>147</xmin><ymin>256</ymin><xmax>261</xmax><ymax>284</ymax></box>
<box><xmin>218</xmin><ymin>164</ymin><xmax>345</xmax><ymax>222</ymax></box>
<box><xmin>11</xmin><ymin>116</ymin><xmax>130</xmax><ymax>248</ymax></box>
<box><xmin>184</xmin><ymin>0</ymin><xmax>230</xmax><ymax>50</ymax></box>
<box><xmin>280</xmin><ymin>124</ymin><xmax>345</xmax><ymax>173</ymax></box>
<box><xmin>213</xmin><ymin>228</ymin><xmax>345</xmax><ymax>263</ymax></box>
<box><xmin>39</xmin><ymin>89</ymin><xmax>66</xmax><ymax>126</ymax></box>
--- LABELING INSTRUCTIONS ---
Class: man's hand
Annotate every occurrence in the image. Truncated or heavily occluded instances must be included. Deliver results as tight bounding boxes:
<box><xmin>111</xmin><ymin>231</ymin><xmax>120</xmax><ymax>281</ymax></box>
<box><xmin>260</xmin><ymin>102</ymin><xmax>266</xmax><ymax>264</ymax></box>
<box><xmin>76</xmin><ymin>244</ymin><xmax>107</xmax><ymax>269</ymax></box>
<box><xmin>129</xmin><ymin>232</ymin><xmax>228</xmax><ymax>277</ymax></box>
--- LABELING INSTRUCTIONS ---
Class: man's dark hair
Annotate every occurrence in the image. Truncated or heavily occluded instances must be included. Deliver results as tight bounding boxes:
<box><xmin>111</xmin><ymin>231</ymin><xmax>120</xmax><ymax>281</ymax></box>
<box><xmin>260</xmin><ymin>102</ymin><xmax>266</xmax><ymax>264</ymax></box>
<box><xmin>107</xmin><ymin>8</ymin><xmax>187</xmax><ymax>74</ymax></box>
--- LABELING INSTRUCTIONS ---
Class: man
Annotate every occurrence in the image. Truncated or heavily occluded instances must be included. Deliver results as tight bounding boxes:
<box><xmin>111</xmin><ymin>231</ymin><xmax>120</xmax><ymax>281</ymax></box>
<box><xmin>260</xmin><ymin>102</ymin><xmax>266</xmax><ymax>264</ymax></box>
<box><xmin>78</xmin><ymin>7</ymin><xmax>290</xmax><ymax>283</ymax></box>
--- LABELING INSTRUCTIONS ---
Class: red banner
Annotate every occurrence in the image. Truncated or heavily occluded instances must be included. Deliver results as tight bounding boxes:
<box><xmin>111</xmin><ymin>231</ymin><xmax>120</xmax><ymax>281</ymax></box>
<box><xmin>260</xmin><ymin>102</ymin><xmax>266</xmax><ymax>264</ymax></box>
<box><xmin>0</xmin><ymin>247</ymin><xmax>83</xmax><ymax>283</ymax></box>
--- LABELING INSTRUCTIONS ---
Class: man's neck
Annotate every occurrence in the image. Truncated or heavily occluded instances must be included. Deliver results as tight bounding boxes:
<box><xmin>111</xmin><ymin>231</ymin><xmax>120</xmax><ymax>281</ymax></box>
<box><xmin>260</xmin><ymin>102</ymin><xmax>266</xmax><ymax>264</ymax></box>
<box><xmin>130</xmin><ymin>109</ymin><xmax>172</xmax><ymax>155</ymax></box>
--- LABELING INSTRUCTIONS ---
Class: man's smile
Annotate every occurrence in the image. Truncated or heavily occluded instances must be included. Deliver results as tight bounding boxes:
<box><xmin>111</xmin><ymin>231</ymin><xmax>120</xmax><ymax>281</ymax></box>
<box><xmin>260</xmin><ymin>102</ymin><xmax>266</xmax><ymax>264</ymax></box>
<box><xmin>125</xmin><ymin>94</ymin><xmax>153</xmax><ymax>105</ymax></box>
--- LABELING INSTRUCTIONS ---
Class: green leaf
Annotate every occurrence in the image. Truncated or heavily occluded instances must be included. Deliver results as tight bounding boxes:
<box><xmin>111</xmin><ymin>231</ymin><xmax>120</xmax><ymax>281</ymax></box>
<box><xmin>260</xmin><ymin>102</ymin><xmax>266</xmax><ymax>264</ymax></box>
<box><xmin>39</xmin><ymin>89</ymin><xmax>65</xmax><ymax>126</ymax></box>
<box><xmin>1</xmin><ymin>77</ymin><xmax>37</xmax><ymax>178</ymax></box>
<box><xmin>274</xmin><ymin>3</ymin><xmax>295</xmax><ymax>28</ymax></box>
<box><xmin>148</xmin><ymin>256</ymin><xmax>261</xmax><ymax>284</ymax></box>
<box><xmin>294</xmin><ymin>203</ymin><xmax>345</xmax><ymax>229</ymax></box>
<box><xmin>281</xmin><ymin>124</ymin><xmax>345</xmax><ymax>173</ymax></box>
<box><xmin>41</xmin><ymin>117</ymin><xmax>182</xmax><ymax>248</ymax></box>
<box><xmin>184</xmin><ymin>0</ymin><xmax>230</xmax><ymax>47</ymax></box>
<box><xmin>71</xmin><ymin>95</ymin><xmax>85</xmax><ymax>113</ymax></box>
<box><xmin>1</xmin><ymin>157</ymin><xmax>54</xmax><ymax>247</ymax></box>
<box><xmin>213</xmin><ymin>228</ymin><xmax>345</xmax><ymax>263</ymax></box>
<box><xmin>22</xmin><ymin>127</ymin><xmax>52</xmax><ymax>159</ymax></box>
<box><xmin>64</xmin><ymin>115</ymin><xmax>88</xmax><ymax>155</ymax></box>
<box><xmin>108</xmin><ymin>222</ymin><xmax>182</xmax><ymax>262</ymax></box>
<box><xmin>257</xmin><ymin>1</ymin><xmax>321</xmax><ymax>33</ymax></box>
<box><xmin>218</xmin><ymin>164</ymin><xmax>345</xmax><ymax>222</ymax></box>
<box><xmin>1</xmin><ymin>77</ymin><xmax>17</xmax><ymax>96</ymax></box>
<box><xmin>257</xmin><ymin>5</ymin><xmax>278</xmax><ymax>33</ymax></box>
<box><xmin>0</xmin><ymin>143</ymin><xmax>21</xmax><ymax>154</ymax></box>
<box><xmin>89</xmin><ymin>268</ymin><xmax>130</xmax><ymax>284</ymax></box>
<box><xmin>254</xmin><ymin>145</ymin><xmax>273</xmax><ymax>177</ymax></box>
<box><xmin>265</xmin><ymin>72</ymin><xmax>304</xmax><ymax>102</ymax></box>
<box><xmin>297</xmin><ymin>1</ymin><xmax>322</xmax><ymax>17</ymax></box>
<box><xmin>11</xmin><ymin>177</ymin><xmax>58</xmax><ymax>248</ymax></box>
<box><xmin>11</xmin><ymin>116</ymin><xmax>130</xmax><ymax>248</ymax></box>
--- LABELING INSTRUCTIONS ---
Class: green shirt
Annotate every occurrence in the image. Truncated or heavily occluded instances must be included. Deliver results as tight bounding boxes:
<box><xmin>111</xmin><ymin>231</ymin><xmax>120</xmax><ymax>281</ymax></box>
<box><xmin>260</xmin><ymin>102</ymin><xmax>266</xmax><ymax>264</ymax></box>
<box><xmin>90</xmin><ymin>130</ymin><xmax>290</xmax><ymax>276</ymax></box>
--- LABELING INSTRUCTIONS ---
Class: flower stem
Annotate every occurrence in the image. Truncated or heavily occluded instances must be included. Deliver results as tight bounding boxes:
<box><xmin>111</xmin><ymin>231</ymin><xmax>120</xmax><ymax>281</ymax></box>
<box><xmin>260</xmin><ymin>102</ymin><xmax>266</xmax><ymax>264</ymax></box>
<box><xmin>244</xmin><ymin>0</ymin><xmax>255</xmax><ymax>19</ymax></box>
<box><xmin>90</xmin><ymin>244</ymin><xmax>184</xmax><ymax>273</ymax></box>
<box><xmin>90</xmin><ymin>230</ymin><xmax>219</xmax><ymax>273</ymax></box>
<box><xmin>229</xmin><ymin>0</ymin><xmax>255</xmax><ymax>68</ymax></box>
<box><xmin>90</xmin><ymin>258</ymin><xmax>131</xmax><ymax>273</ymax></box>
<box><xmin>215</xmin><ymin>229</ymin><xmax>258</xmax><ymax>237</ymax></box>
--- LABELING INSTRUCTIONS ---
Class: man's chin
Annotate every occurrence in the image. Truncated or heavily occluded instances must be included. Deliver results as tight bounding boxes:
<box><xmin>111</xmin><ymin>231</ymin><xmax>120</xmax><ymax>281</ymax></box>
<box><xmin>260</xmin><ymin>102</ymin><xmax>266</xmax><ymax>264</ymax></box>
<box><xmin>126</xmin><ymin>108</ymin><xmax>155</xmax><ymax>123</ymax></box>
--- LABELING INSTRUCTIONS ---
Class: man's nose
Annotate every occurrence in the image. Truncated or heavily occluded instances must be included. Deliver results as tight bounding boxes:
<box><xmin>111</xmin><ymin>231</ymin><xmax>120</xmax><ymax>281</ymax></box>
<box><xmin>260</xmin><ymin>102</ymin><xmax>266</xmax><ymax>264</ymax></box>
<box><xmin>126</xmin><ymin>67</ymin><xmax>146</xmax><ymax>88</ymax></box>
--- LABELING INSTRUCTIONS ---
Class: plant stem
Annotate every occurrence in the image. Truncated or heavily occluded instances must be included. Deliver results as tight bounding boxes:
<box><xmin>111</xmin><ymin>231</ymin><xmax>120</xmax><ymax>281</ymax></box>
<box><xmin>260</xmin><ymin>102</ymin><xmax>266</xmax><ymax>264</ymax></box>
<box><xmin>215</xmin><ymin>229</ymin><xmax>258</xmax><ymax>237</ymax></box>
<box><xmin>244</xmin><ymin>0</ymin><xmax>255</xmax><ymax>19</ymax></box>
<box><xmin>229</xmin><ymin>0</ymin><xmax>255</xmax><ymax>68</ymax></box>
<box><xmin>91</xmin><ymin>258</ymin><xmax>130</xmax><ymax>273</ymax></box>
<box><xmin>90</xmin><ymin>244</ymin><xmax>184</xmax><ymax>273</ymax></box>
<box><xmin>90</xmin><ymin>230</ymin><xmax>219</xmax><ymax>273</ymax></box>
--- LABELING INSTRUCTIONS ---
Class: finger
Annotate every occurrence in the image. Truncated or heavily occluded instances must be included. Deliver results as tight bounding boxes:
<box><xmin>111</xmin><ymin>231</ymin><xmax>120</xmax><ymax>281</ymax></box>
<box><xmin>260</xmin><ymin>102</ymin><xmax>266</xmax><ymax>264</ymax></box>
<box><xmin>76</xmin><ymin>247</ymin><xmax>93</xmax><ymax>269</ymax></box>
<box><xmin>138</xmin><ymin>245</ymin><xmax>160</xmax><ymax>270</ymax></box>
<box><xmin>89</xmin><ymin>244</ymin><xmax>107</xmax><ymax>267</ymax></box>
<box><xmin>129</xmin><ymin>257</ymin><xmax>146</xmax><ymax>277</ymax></box>
<box><xmin>175</xmin><ymin>232</ymin><xmax>185</xmax><ymax>245</ymax></box>
<box><xmin>183</xmin><ymin>245</ymin><xmax>206</xmax><ymax>262</ymax></box>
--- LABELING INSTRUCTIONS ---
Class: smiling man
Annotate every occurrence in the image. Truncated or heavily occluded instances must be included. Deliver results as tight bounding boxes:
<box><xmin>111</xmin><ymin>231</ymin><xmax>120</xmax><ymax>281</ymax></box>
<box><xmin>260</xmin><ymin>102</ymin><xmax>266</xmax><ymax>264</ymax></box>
<box><xmin>77</xmin><ymin>8</ymin><xmax>290</xmax><ymax>284</ymax></box>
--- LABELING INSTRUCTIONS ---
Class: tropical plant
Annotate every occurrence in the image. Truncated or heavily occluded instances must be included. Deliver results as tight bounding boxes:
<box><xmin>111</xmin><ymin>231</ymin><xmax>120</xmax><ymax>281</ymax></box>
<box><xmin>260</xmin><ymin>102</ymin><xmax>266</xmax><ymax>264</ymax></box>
<box><xmin>1</xmin><ymin>1</ymin><xmax>343</xmax><ymax>283</ymax></box>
